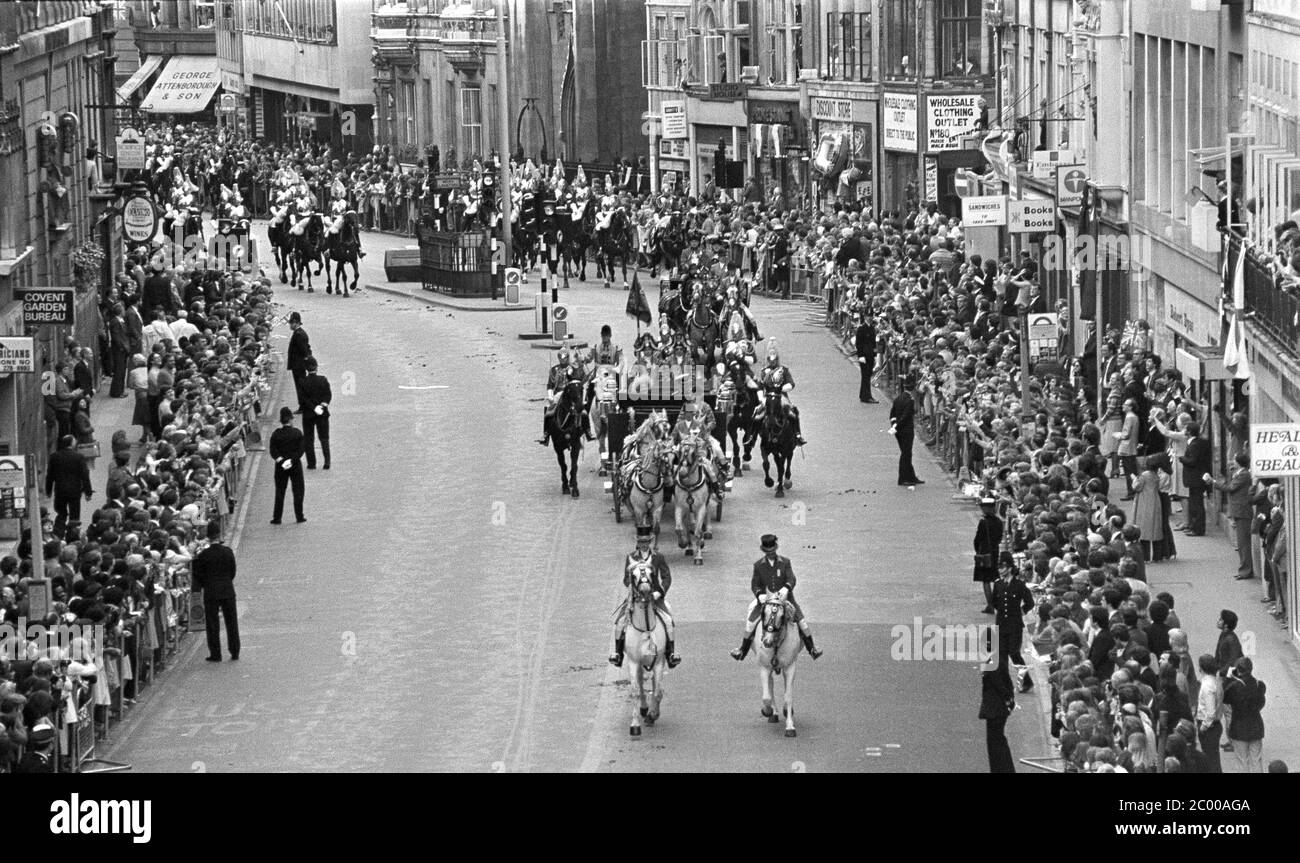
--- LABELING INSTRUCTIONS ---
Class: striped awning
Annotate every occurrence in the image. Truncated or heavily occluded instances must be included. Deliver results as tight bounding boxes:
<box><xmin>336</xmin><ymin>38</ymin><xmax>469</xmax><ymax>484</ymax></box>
<box><xmin>116</xmin><ymin>54</ymin><xmax>164</xmax><ymax>103</ymax></box>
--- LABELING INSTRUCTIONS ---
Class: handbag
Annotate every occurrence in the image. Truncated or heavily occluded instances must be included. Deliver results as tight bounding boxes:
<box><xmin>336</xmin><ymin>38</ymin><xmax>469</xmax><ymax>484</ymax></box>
<box><xmin>974</xmin><ymin>553</ymin><xmax>994</xmax><ymax>569</ymax></box>
<box><xmin>76</xmin><ymin>441</ymin><xmax>101</xmax><ymax>460</ymax></box>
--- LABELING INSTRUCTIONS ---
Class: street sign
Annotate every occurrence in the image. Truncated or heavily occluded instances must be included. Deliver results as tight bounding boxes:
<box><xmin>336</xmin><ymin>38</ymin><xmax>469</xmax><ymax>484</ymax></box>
<box><xmin>1249</xmin><ymin>423</ymin><xmax>1300</xmax><ymax>477</ymax></box>
<box><xmin>122</xmin><ymin>195</ymin><xmax>158</xmax><ymax>243</ymax></box>
<box><xmin>19</xmin><ymin>289</ymin><xmax>75</xmax><ymax>326</ymax></box>
<box><xmin>1008</xmin><ymin>199</ymin><xmax>1055</xmax><ymax>233</ymax></box>
<box><xmin>504</xmin><ymin>267</ymin><xmax>522</xmax><ymax>304</ymax></box>
<box><xmin>115</xmin><ymin>126</ymin><xmax>145</xmax><ymax>171</ymax></box>
<box><xmin>960</xmin><ymin>194</ymin><xmax>1007</xmax><ymax>227</ymax></box>
<box><xmin>0</xmin><ymin>455</ymin><xmax>27</xmax><ymax>520</ymax></box>
<box><xmin>1056</xmin><ymin>165</ymin><xmax>1086</xmax><ymax>207</ymax></box>
<box><xmin>1027</xmin><ymin>313</ymin><xmax>1060</xmax><ymax>362</ymax></box>
<box><xmin>0</xmin><ymin>337</ymin><xmax>35</xmax><ymax>373</ymax></box>
<box><xmin>551</xmin><ymin>304</ymin><xmax>568</xmax><ymax>322</ymax></box>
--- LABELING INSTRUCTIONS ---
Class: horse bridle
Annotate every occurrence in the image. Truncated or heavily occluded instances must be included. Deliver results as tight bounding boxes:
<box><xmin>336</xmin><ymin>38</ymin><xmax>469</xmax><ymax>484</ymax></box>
<box><xmin>629</xmin><ymin>569</ymin><xmax>658</xmax><ymax>634</ymax></box>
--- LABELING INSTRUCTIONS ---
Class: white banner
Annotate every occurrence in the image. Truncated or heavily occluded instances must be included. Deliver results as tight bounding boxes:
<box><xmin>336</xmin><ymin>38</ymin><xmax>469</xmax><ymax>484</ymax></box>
<box><xmin>141</xmin><ymin>55</ymin><xmax>221</xmax><ymax>114</ymax></box>
<box><xmin>961</xmin><ymin>195</ymin><xmax>1007</xmax><ymax>227</ymax></box>
<box><xmin>882</xmin><ymin>92</ymin><xmax>918</xmax><ymax>153</ymax></box>
<box><xmin>926</xmin><ymin>94</ymin><xmax>982</xmax><ymax>152</ymax></box>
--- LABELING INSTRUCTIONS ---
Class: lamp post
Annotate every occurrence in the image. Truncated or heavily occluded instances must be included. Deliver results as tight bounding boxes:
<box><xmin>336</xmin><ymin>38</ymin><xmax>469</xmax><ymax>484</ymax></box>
<box><xmin>496</xmin><ymin>0</ymin><xmax>511</xmax><ymax>269</ymax></box>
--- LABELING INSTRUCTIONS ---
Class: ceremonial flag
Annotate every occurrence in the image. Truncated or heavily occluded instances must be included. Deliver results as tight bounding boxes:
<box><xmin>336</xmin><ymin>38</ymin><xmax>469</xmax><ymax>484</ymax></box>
<box><xmin>626</xmin><ymin>273</ymin><xmax>653</xmax><ymax>325</ymax></box>
<box><xmin>1222</xmin><ymin>245</ymin><xmax>1251</xmax><ymax>381</ymax></box>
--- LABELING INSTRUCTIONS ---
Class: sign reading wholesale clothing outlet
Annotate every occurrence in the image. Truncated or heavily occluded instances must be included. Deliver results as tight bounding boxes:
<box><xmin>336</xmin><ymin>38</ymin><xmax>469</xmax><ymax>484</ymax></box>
<box><xmin>926</xmin><ymin>94</ymin><xmax>983</xmax><ymax>152</ymax></box>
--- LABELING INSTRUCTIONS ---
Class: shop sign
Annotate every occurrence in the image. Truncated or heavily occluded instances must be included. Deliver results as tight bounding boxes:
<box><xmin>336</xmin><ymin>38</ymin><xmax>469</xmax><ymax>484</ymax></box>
<box><xmin>748</xmin><ymin>101</ymin><xmax>796</xmax><ymax>127</ymax></box>
<box><xmin>1008</xmin><ymin>200</ymin><xmax>1056</xmax><ymax>233</ymax></box>
<box><xmin>1249</xmin><ymin>423</ymin><xmax>1300</xmax><ymax>477</ymax></box>
<box><xmin>882</xmin><ymin>92</ymin><xmax>918</xmax><ymax>153</ymax></box>
<box><xmin>659</xmin><ymin>138</ymin><xmax>687</xmax><ymax>159</ymax></box>
<box><xmin>811</xmin><ymin>97</ymin><xmax>852</xmax><ymax>123</ymax></box>
<box><xmin>707</xmin><ymin>83</ymin><xmax>748</xmax><ymax>101</ymax></box>
<box><xmin>961</xmin><ymin>195</ymin><xmax>1007</xmax><ymax>227</ymax></box>
<box><xmin>662</xmin><ymin>100</ymin><xmax>687</xmax><ymax>140</ymax></box>
<box><xmin>926</xmin><ymin>94</ymin><xmax>983</xmax><ymax>152</ymax></box>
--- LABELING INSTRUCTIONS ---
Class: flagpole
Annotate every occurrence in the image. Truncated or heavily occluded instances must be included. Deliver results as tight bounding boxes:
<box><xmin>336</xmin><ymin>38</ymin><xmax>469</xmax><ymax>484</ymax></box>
<box><xmin>497</xmin><ymin>0</ymin><xmax>511</xmax><ymax>276</ymax></box>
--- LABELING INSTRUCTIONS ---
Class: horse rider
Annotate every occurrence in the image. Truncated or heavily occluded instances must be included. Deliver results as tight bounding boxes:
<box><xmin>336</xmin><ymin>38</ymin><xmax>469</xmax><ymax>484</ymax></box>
<box><xmin>672</xmin><ymin>401</ymin><xmax>727</xmax><ymax>497</ymax></box>
<box><xmin>753</xmin><ymin>348</ymin><xmax>808</xmax><ymax>446</ymax></box>
<box><xmin>537</xmin><ymin>347</ymin><xmax>585</xmax><ymax>446</ymax></box>
<box><xmin>723</xmin><ymin>283</ymin><xmax>763</xmax><ymax>343</ymax></box>
<box><xmin>609</xmin><ymin>525</ymin><xmax>681</xmax><ymax>669</ymax></box>
<box><xmin>730</xmin><ymin>534</ymin><xmax>823</xmax><ymax>661</ymax></box>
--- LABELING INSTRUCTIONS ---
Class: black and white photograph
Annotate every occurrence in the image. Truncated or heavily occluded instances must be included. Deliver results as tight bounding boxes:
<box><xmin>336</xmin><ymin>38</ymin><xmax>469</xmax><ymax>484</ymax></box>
<box><xmin>0</xmin><ymin>0</ymin><xmax>1294</xmax><ymax>833</ymax></box>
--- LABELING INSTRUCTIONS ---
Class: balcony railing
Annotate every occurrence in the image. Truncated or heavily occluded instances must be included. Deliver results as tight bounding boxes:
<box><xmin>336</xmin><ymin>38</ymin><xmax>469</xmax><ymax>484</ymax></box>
<box><xmin>642</xmin><ymin>38</ymin><xmax>688</xmax><ymax>89</ymax></box>
<box><xmin>1226</xmin><ymin>231</ymin><xmax>1300</xmax><ymax>355</ymax></box>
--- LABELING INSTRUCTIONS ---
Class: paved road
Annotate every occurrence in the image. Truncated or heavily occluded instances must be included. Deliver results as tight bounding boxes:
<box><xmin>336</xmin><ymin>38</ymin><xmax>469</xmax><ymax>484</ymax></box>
<box><xmin>103</xmin><ymin>223</ymin><xmax>1048</xmax><ymax>772</ymax></box>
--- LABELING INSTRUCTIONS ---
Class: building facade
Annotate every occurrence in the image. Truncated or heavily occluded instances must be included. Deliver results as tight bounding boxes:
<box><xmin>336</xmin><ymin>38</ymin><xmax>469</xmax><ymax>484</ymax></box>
<box><xmin>217</xmin><ymin>0</ymin><xmax>375</xmax><ymax>156</ymax></box>
<box><xmin>370</xmin><ymin>0</ymin><xmax>642</xmax><ymax>171</ymax></box>
<box><xmin>115</xmin><ymin>0</ymin><xmax>218</xmax><ymax>108</ymax></box>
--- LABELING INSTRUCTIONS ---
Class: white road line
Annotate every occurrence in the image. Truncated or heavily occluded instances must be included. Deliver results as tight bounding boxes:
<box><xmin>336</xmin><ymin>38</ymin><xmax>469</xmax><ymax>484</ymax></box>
<box><xmin>397</xmin><ymin>385</ymin><xmax>450</xmax><ymax>390</ymax></box>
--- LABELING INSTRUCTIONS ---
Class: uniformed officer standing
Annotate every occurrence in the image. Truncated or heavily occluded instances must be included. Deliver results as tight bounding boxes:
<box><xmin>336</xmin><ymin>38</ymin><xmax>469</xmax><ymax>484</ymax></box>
<box><xmin>889</xmin><ymin>376</ymin><xmax>923</xmax><ymax>486</ymax></box>
<box><xmin>287</xmin><ymin>311</ymin><xmax>312</xmax><ymax>415</ymax></box>
<box><xmin>269</xmin><ymin>406</ymin><xmax>307</xmax><ymax>524</ymax></box>
<box><xmin>300</xmin><ymin>356</ymin><xmax>332</xmax><ymax>470</ymax></box>
<box><xmin>192</xmin><ymin>520</ymin><xmax>240</xmax><ymax>661</ymax></box>
<box><xmin>973</xmin><ymin>497</ymin><xmax>1004</xmax><ymax>614</ymax></box>
<box><xmin>991</xmin><ymin>551</ymin><xmax>1035</xmax><ymax>692</ymax></box>
<box><xmin>854</xmin><ymin>315</ymin><xmax>878</xmax><ymax>403</ymax></box>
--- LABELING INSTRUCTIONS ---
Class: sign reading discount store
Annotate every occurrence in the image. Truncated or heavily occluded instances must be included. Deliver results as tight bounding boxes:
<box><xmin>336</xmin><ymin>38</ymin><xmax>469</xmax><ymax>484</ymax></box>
<box><xmin>122</xmin><ymin>195</ymin><xmax>158</xmax><ymax>243</ymax></box>
<box><xmin>811</xmin><ymin>97</ymin><xmax>852</xmax><ymax>122</ymax></box>
<box><xmin>926</xmin><ymin>94</ymin><xmax>983</xmax><ymax>152</ymax></box>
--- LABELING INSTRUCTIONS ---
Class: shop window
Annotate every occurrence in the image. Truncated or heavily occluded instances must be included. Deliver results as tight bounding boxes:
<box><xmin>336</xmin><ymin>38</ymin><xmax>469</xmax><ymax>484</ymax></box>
<box><xmin>937</xmin><ymin>0</ymin><xmax>982</xmax><ymax>77</ymax></box>
<box><xmin>461</xmin><ymin>87</ymin><xmax>482</xmax><ymax>161</ymax></box>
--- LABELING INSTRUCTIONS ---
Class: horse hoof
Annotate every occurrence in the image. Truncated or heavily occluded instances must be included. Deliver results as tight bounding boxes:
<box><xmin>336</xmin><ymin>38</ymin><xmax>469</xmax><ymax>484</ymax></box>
<box><xmin>571</xmin><ymin>488</ymin><xmax>580</xmax><ymax>499</ymax></box>
<box><xmin>775</xmin><ymin>487</ymin><xmax>785</xmax><ymax>499</ymax></box>
<box><xmin>561</xmin><ymin>486</ymin><xmax>569</xmax><ymax>495</ymax></box>
<box><xmin>765</xmin><ymin>477</ymin><xmax>775</xmax><ymax>488</ymax></box>
<box><xmin>703</xmin><ymin>531</ymin><xmax>713</xmax><ymax>540</ymax></box>
<box><xmin>693</xmin><ymin>557</ymin><xmax>703</xmax><ymax>566</ymax></box>
<box><xmin>683</xmin><ymin>549</ymin><xmax>693</xmax><ymax>558</ymax></box>
<box><xmin>644</xmin><ymin>714</ymin><xmax>656</xmax><ymax>726</ymax></box>
<box><xmin>767</xmin><ymin>713</ymin><xmax>780</xmax><ymax>724</ymax></box>
<box><xmin>743</xmin><ymin>454</ymin><xmax>752</xmax><ymax>464</ymax></box>
<box><xmin>639</xmin><ymin>707</ymin><xmax>648</xmax><ymax>717</ymax></box>
<box><xmin>760</xmin><ymin>705</ymin><xmax>773</xmax><ymax>717</ymax></box>
<box><xmin>629</xmin><ymin>726</ymin><xmax>641</xmax><ymax>737</ymax></box>
<box><xmin>677</xmin><ymin>539</ymin><xmax>688</xmax><ymax>549</ymax></box>
<box><xmin>784</xmin><ymin>729</ymin><xmax>797</xmax><ymax>738</ymax></box>
<box><xmin>784</xmin><ymin>480</ymin><xmax>793</xmax><ymax>489</ymax></box>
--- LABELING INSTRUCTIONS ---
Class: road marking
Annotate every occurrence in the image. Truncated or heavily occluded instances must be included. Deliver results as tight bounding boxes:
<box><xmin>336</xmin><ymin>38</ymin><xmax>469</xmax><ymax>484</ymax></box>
<box><xmin>397</xmin><ymin>385</ymin><xmax>450</xmax><ymax>390</ymax></box>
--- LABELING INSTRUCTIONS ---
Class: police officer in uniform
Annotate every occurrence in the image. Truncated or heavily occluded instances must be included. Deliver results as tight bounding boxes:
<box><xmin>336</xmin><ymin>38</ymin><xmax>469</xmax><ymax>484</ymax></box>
<box><xmin>731</xmin><ymin>534</ymin><xmax>823</xmax><ymax>660</ymax></box>
<box><xmin>974</xmin><ymin>497</ymin><xmax>1003</xmax><ymax>614</ymax></box>
<box><xmin>890</xmin><ymin>376</ymin><xmax>923</xmax><ymax>485</ymax></box>
<box><xmin>269</xmin><ymin>406</ymin><xmax>307</xmax><ymax>524</ymax></box>
<box><xmin>300</xmin><ymin>356</ymin><xmax>332</xmax><ymax>470</ymax></box>
<box><xmin>992</xmin><ymin>551</ymin><xmax>1035</xmax><ymax>692</ymax></box>
<box><xmin>855</xmin><ymin>315</ymin><xmax>878</xmax><ymax>403</ymax></box>
<box><xmin>14</xmin><ymin>721</ymin><xmax>55</xmax><ymax>773</ymax></box>
<box><xmin>287</xmin><ymin>311</ymin><xmax>312</xmax><ymax>415</ymax></box>
<box><xmin>609</xmin><ymin>525</ymin><xmax>681</xmax><ymax>668</ymax></box>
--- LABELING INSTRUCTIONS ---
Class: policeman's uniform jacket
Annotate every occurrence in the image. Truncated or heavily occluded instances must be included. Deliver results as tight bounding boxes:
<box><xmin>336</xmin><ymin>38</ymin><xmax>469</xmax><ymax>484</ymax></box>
<box><xmin>992</xmin><ymin>575</ymin><xmax>1035</xmax><ymax>632</ymax></box>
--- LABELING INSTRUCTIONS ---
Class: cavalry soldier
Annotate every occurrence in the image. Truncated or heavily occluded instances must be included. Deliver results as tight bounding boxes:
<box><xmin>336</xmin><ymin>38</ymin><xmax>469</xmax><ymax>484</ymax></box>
<box><xmin>722</xmin><ymin>282</ymin><xmax>763</xmax><ymax>343</ymax></box>
<box><xmin>609</xmin><ymin>525</ymin><xmax>681</xmax><ymax>668</ymax></box>
<box><xmin>730</xmin><ymin>534</ymin><xmax>823</xmax><ymax>660</ymax></box>
<box><xmin>537</xmin><ymin>347</ymin><xmax>584</xmax><ymax>446</ymax></box>
<box><xmin>752</xmin><ymin>348</ymin><xmax>808</xmax><ymax>446</ymax></box>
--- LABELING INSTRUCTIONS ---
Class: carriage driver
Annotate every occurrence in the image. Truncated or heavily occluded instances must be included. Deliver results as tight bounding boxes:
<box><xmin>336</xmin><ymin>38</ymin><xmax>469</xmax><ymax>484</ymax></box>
<box><xmin>753</xmin><ymin>348</ymin><xmax>808</xmax><ymax>446</ymax></box>
<box><xmin>610</xmin><ymin>525</ymin><xmax>681</xmax><ymax>668</ymax></box>
<box><xmin>537</xmin><ymin>347</ymin><xmax>585</xmax><ymax>446</ymax></box>
<box><xmin>730</xmin><ymin>534</ymin><xmax>823</xmax><ymax>661</ymax></box>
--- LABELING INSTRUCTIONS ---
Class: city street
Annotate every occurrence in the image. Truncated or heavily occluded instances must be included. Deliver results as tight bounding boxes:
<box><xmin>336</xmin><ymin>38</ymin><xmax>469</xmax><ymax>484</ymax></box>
<box><xmin>100</xmin><ymin>223</ymin><xmax>1049</xmax><ymax>772</ymax></box>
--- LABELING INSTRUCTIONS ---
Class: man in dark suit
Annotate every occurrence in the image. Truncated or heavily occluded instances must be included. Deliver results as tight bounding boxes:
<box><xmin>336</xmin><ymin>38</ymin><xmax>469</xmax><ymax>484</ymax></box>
<box><xmin>974</xmin><ymin>498</ymin><xmax>1003</xmax><ymax>613</ymax></box>
<box><xmin>123</xmin><ymin>295</ymin><xmax>144</xmax><ymax>357</ymax></box>
<box><xmin>108</xmin><ymin>303</ymin><xmax>129</xmax><ymax>397</ymax></box>
<box><xmin>269</xmin><ymin>406</ymin><xmax>306</xmax><ymax>524</ymax></box>
<box><xmin>730</xmin><ymin>534</ymin><xmax>822</xmax><ymax>660</ymax></box>
<box><xmin>979</xmin><ymin>665</ymin><xmax>1016</xmax><ymax>773</ymax></box>
<box><xmin>889</xmin><ymin>377</ymin><xmax>924</xmax><ymax>486</ymax></box>
<box><xmin>72</xmin><ymin>347</ymin><xmax>95</xmax><ymax>398</ymax></box>
<box><xmin>191</xmin><ymin>520</ymin><xmax>240</xmax><ymax>661</ymax></box>
<box><xmin>1209</xmin><ymin>452</ymin><xmax>1254</xmax><ymax>579</ymax></box>
<box><xmin>770</xmin><ymin>224</ymin><xmax>790</xmax><ymax>300</ymax></box>
<box><xmin>992</xmin><ymin>554</ymin><xmax>1036</xmax><ymax>691</ymax></box>
<box><xmin>300</xmin><ymin>357</ymin><xmax>332</xmax><ymax>470</ymax></box>
<box><xmin>854</xmin><ymin>316</ymin><xmax>878</xmax><ymax>403</ymax></box>
<box><xmin>286</xmin><ymin>311</ymin><xmax>312</xmax><ymax>415</ymax></box>
<box><xmin>1179</xmin><ymin>421</ymin><xmax>1212</xmax><ymax>535</ymax></box>
<box><xmin>45</xmin><ymin>435</ymin><xmax>93</xmax><ymax>535</ymax></box>
<box><xmin>141</xmin><ymin>261</ymin><xmax>175</xmax><ymax>316</ymax></box>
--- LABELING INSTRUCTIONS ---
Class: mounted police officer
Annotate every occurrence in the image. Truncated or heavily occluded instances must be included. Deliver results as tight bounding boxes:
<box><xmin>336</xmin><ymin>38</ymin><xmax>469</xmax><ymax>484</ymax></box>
<box><xmin>537</xmin><ymin>347</ymin><xmax>585</xmax><ymax>446</ymax></box>
<box><xmin>610</xmin><ymin>525</ymin><xmax>681</xmax><ymax>668</ymax></box>
<box><xmin>753</xmin><ymin>348</ymin><xmax>807</xmax><ymax>446</ymax></box>
<box><xmin>731</xmin><ymin>534</ymin><xmax>823</xmax><ymax>660</ymax></box>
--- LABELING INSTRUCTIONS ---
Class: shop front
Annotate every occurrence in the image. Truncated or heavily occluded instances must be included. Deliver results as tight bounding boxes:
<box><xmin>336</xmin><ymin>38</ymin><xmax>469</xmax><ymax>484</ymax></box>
<box><xmin>805</xmin><ymin>87</ymin><xmax>876</xmax><ymax>213</ymax></box>
<box><xmin>685</xmin><ymin>88</ymin><xmax>748</xmax><ymax>198</ymax></box>
<box><xmin>881</xmin><ymin>89</ymin><xmax>990</xmax><ymax>214</ymax></box>
<box><xmin>747</xmin><ymin>96</ymin><xmax>806</xmax><ymax>212</ymax></box>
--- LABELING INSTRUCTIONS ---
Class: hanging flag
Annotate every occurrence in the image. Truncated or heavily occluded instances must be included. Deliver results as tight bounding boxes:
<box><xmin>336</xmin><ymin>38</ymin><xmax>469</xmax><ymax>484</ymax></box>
<box><xmin>626</xmin><ymin>273</ymin><xmax>653</xmax><ymax>325</ymax></box>
<box><xmin>1230</xmin><ymin>237</ymin><xmax>1247</xmax><ymax>311</ymax></box>
<box><xmin>752</xmin><ymin>124</ymin><xmax>765</xmax><ymax>159</ymax></box>
<box><xmin>1222</xmin><ymin>311</ymin><xmax>1240</xmax><ymax>371</ymax></box>
<box><xmin>771</xmin><ymin>124</ymin><xmax>782</xmax><ymax>159</ymax></box>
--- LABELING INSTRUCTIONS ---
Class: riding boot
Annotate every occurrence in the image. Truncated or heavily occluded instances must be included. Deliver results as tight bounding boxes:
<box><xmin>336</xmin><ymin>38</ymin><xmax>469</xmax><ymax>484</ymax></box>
<box><xmin>608</xmin><ymin>636</ymin><xmax>625</xmax><ymax>667</ymax></box>
<box><xmin>730</xmin><ymin>635</ymin><xmax>753</xmax><ymax>661</ymax></box>
<box><xmin>800</xmin><ymin>632</ymin><xmax>823</xmax><ymax>659</ymax></box>
<box><xmin>665</xmin><ymin>639</ymin><xmax>681</xmax><ymax>668</ymax></box>
<box><xmin>791</xmin><ymin>410</ymin><xmax>807</xmax><ymax>446</ymax></box>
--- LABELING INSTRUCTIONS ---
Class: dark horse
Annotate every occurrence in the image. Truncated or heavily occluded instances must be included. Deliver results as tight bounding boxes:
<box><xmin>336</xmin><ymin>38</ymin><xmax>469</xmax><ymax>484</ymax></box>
<box><xmin>545</xmin><ymin>378</ymin><xmax>588</xmax><ymax>498</ymax></box>
<box><xmin>715</xmin><ymin>358</ymin><xmax>758</xmax><ymax>476</ymax></box>
<box><xmin>647</xmin><ymin>217</ymin><xmax>684</xmax><ymax>278</ymax></box>
<box><xmin>757</xmin><ymin>388</ymin><xmax>797</xmax><ymax>498</ymax></box>
<box><xmin>559</xmin><ymin>200</ymin><xmax>595</xmax><ymax>283</ymax></box>
<box><xmin>290</xmin><ymin>213</ymin><xmax>327</xmax><ymax>292</ymax></box>
<box><xmin>326</xmin><ymin>213</ymin><xmax>362</xmax><ymax>297</ymax></box>
<box><xmin>267</xmin><ymin>211</ymin><xmax>293</xmax><ymax>284</ymax></box>
<box><xmin>684</xmin><ymin>283</ymin><xmax>721</xmax><ymax>370</ymax></box>
<box><xmin>595</xmin><ymin>207</ymin><xmax>636</xmax><ymax>288</ymax></box>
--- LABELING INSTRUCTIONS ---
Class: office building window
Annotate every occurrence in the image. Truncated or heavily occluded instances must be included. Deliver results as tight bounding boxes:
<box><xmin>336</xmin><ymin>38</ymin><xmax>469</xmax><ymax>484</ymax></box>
<box><xmin>825</xmin><ymin>12</ymin><xmax>871</xmax><ymax>82</ymax></box>
<box><xmin>937</xmin><ymin>0</ymin><xmax>982</xmax><ymax>77</ymax></box>
<box><xmin>461</xmin><ymin>87</ymin><xmax>482</xmax><ymax>160</ymax></box>
<box><xmin>883</xmin><ymin>0</ymin><xmax>917</xmax><ymax>78</ymax></box>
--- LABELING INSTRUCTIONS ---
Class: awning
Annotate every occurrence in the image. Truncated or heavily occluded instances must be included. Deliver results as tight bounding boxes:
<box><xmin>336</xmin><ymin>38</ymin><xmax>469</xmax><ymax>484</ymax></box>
<box><xmin>1191</xmin><ymin>144</ymin><xmax>1245</xmax><ymax>174</ymax></box>
<box><xmin>116</xmin><ymin>54</ymin><xmax>164</xmax><ymax>103</ymax></box>
<box><xmin>141</xmin><ymin>55</ymin><xmax>221</xmax><ymax>114</ymax></box>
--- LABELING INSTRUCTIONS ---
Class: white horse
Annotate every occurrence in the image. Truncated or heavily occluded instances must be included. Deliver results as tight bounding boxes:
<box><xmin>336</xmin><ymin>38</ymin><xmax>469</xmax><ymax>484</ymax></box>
<box><xmin>623</xmin><ymin>565</ymin><xmax>668</xmax><ymax>736</ymax></box>
<box><xmin>754</xmin><ymin>596</ymin><xmax>802</xmax><ymax>737</ymax></box>
<box><xmin>672</xmin><ymin>437</ymin><xmax>711</xmax><ymax>565</ymax></box>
